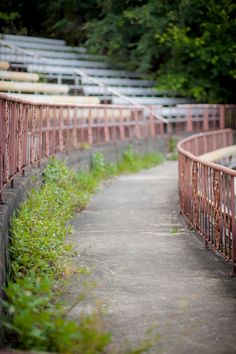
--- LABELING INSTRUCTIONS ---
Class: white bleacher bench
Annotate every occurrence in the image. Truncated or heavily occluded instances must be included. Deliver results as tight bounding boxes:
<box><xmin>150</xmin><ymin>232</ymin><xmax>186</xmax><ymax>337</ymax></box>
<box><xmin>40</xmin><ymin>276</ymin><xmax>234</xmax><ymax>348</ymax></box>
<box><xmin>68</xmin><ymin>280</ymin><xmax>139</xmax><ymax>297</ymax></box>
<box><xmin>175</xmin><ymin>105</ymin><xmax>219</xmax><ymax>117</ymax></box>
<box><xmin>82</xmin><ymin>68</ymin><xmax>140</xmax><ymax>78</ymax></box>
<box><xmin>6</xmin><ymin>48</ymin><xmax>104</xmax><ymax>61</ymax></box>
<box><xmin>112</xmin><ymin>96</ymin><xmax>192</xmax><ymax>105</ymax></box>
<box><xmin>149</xmin><ymin>106</ymin><xmax>216</xmax><ymax>122</ymax></box>
<box><xmin>30</xmin><ymin>50</ymin><xmax>104</xmax><ymax>61</ymax></box>
<box><xmin>27</xmin><ymin>65</ymin><xmax>78</xmax><ymax>84</ymax></box>
<box><xmin>81</xmin><ymin>77</ymin><xmax>154</xmax><ymax>87</ymax></box>
<box><xmin>0</xmin><ymin>70</ymin><xmax>39</xmax><ymax>82</ymax></box>
<box><xmin>12</xmin><ymin>94</ymin><xmax>100</xmax><ymax>105</ymax></box>
<box><xmin>0</xmin><ymin>61</ymin><xmax>9</xmax><ymax>70</ymax></box>
<box><xmin>27</xmin><ymin>65</ymin><xmax>140</xmax><ymax>79</ymax></box>
<box><xmin>1</xmin><ymin>33</ymin><xmax>65</xmax><ymax>46</ymax></box>
<box><xmin>0</xmin><ymin>54</ymin><xmax>108</xmax><ymax>69</ymax></box>
<box><xmin>0</xmin><ymin>46</ymin><xmax>77</xmax><ymax>60</ymax></box>
<box><xmin>0</xmin><ymin>39</ymin><xmax>86</xmax><ymax>53</ymax></box>
<box><xmin>83</xmin><ymin>85</ymin><xmax>160</xmax><ymax>96</ymax></box>
<box><xmin>27</xmin><ymin>65</ymin><xmax>75</xmax><ymax>76</ymax></box>
<box><xmin>0</xmin><ymin>81</ymin><xmax>69</xmax><ymax>94</ymax></box>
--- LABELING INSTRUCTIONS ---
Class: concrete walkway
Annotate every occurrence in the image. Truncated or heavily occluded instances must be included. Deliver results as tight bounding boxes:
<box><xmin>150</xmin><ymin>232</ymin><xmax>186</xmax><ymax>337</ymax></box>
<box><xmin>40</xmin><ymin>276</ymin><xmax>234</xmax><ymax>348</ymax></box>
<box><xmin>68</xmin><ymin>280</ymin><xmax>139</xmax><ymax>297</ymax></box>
<box><xmin>69</xmin><ymin>161</ymin><xmax>236</xmax><ymax>354</ymax></box>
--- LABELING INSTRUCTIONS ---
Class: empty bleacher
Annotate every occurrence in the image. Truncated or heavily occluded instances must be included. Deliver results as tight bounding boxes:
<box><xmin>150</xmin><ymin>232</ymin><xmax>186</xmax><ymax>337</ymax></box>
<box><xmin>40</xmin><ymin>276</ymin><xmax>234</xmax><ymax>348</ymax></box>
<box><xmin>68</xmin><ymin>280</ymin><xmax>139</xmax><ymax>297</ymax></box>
<box><xmin>0</xmin><ymin>33</ymin><xmax>192</xmax><ymax>107</ymax></box>
<box><xmin>80</xmin><ymin>77</ymin><xmax>154</xmax><ymax>87</ymax></box>
<box><xmin>27</xmin><ymin>65</ymin><xmax>140</xmax><ymax>79</ymax></box>
<box><xmin>11</xmin><ymin>94</ymin><xmax>100</xmax><ymax>105</ymax></box>
<box><xmin>82</xmin><ymin>85</ymin><xmax>160</xmax><ymax>96</ymax></box>
<box><xmin>0</xmin><ymin>45</ymin><xmax>104</xmax><ymax>62</ymax></box>
<box><xmin>0</xmin><ymin>81</ymin><xmax>69</xmax><ymax>94</ymax></box>
<box><xmin>0</xmin><ymin>38</ymin><xmax>86</xmax><ymax>53</ymax></box>
<box><xmin>113</xmin><ymin>96</ymin><xmax>191</xmax><ymax>105</ymax></box>
<box><xmin>1</xmin><ymin>33</ymin><xmax>66</xmax><ymax>46</ymax></box>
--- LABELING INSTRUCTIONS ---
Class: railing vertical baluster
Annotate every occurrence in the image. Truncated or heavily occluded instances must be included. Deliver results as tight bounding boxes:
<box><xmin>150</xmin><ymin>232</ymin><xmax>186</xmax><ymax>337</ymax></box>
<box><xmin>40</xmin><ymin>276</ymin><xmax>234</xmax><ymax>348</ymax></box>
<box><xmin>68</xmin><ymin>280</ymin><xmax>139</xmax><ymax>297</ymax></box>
<box><xmin>17</xmin><ymin>103</ymin><xmax>23</xmax><ymax>172</ymax></box>
<box><xmin>72</xmin><ymin>107</ymin><xmax>77</xmax><ymax>149</ymax></box>
<box><xmin>45</xmin><ymin>106</ymin><xmax>50</xmax><ymax>157</ymax></box>
<box><xmin>66</xmin><ymin>107</ymin><xmax>70</xmax><ymax>151</ymax></box>
<box><xmin>119</xmin><ymin>108</ymin><xmax>125</xmax><ymax>140</ymax></box>
<box><xmin>4</xmin><ymin>100</ymin><xmax>10</xmax><ymax>185</ymax></box>
<box><xmin>134</xmin><ymin>109</ymin><xmax>140</xmax><ymax>139</ymax></box>
<box><xmin>88</xmin><ymin>108</ymin><xmax>93</xmax><ymax>145</ymax></box>
<box><xmin>52</xmin><ymin>106</ymin><xmax>57</xmax><ymax>154</ymax></box>
<box><xmin>104</xmin><ymin>107</ymin><xmax>109</xmax><ymax>143</ymax></box>
<box><xmin>38</xmin><ymin>106</ymin><xmax>43</xmax><ymax>164</ymax></box>
<box><xmin>230</xmin><ymin>176</ymin><xmax>236</xmax><ymax>275</ymax></box>
<box><xmin>186</xmin><ymin>105</ymin><xmax>193</xmax><ymax>132</ymax></box>
<box><xmin>149</xmin><ymin>107</ymin><xmax>155</xmax><ymax>137</ymax></box>
<box><xmin>59</xmin><ymin>106</ymin><xmax>64</xmax><ymax>152</ymax></box>
<box><xmin>30</xmin><ymin>106</ymin><xmax>36</xmax><ymax>164</ymax></box>
<box><xmin>203</xmin><ymin>106</ymin><xmax>209</xmax><ymax>131</ymax></box>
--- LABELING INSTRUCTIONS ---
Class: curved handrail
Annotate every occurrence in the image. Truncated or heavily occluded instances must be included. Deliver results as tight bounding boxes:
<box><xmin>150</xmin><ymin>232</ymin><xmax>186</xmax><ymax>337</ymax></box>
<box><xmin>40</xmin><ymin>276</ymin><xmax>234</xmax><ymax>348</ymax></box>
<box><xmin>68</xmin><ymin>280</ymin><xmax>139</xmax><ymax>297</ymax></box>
<box><xmin>0</xmin><ymin>92</ymin><xmax>143</xmax><ymax>109</ymax></box>
<box><xmin>0</xmin><ymin>93</ymin><xmax>164</xmax><ymax>202</ymax></box>
<box><xmin>177</xmin><ymin>129</ymin><xmax>236</xmax><ymax>177</ymax></box>
<box><xmin>177</xmin><ymin>129</ymin><xmax>236</xmax><ymax>274</ymax></box>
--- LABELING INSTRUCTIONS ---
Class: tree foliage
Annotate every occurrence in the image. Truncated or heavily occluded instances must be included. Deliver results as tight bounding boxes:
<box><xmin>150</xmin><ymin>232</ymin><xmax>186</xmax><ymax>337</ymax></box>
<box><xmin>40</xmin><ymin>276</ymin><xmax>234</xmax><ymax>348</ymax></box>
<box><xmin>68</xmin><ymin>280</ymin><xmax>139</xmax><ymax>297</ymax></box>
<box><xmin>0</xmin><ymin>0</ymin><xmax>235</xmax><ymax>102</ymax></box>
<box><xmin>84</xmin><ymin>0</ymin><xmax>236</xmax><ymax>103</ymax></box>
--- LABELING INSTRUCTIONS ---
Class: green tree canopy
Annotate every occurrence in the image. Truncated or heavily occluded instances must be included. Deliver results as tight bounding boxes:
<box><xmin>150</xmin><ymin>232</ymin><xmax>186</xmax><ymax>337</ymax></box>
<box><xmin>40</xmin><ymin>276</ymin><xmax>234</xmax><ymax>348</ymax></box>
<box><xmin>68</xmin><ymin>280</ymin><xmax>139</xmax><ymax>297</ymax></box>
<box><xmin>85</xmin><ymin>0</ymin><xmax>236</xmax><ymax>103</ymax></box>
<box><xmin>0</xmin><ymin>0</ymin><xmax>235</xmax><ymax>103</ymax></box>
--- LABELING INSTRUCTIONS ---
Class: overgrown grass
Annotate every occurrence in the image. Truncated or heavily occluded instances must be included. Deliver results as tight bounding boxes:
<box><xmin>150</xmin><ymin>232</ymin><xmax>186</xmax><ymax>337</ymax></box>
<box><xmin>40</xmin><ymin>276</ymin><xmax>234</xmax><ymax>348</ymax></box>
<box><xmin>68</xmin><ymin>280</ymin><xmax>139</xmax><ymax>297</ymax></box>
<box><xmin>2</xmin><ymin>146</ymin><xmax>164</xmax><ymax>353</ymax></box>
<box><xmin>167</xmin><ymin>137</ymin><xmax>178</xmax><ymax>161</ymax></box>
<box><xmin>117</xmin><ymin>145</ymin><xmax>165</xmax><ymax>173</ymax></box>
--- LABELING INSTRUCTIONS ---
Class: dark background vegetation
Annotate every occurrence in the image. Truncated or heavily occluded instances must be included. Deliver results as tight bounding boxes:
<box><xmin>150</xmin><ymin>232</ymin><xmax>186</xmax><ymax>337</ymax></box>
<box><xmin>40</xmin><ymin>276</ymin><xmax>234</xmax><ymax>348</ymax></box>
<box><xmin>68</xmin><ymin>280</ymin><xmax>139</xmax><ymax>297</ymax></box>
<box><xmin>0</xmin><ymin>0</ymin><xmax>235</xmax><ymax>103</ymax></box>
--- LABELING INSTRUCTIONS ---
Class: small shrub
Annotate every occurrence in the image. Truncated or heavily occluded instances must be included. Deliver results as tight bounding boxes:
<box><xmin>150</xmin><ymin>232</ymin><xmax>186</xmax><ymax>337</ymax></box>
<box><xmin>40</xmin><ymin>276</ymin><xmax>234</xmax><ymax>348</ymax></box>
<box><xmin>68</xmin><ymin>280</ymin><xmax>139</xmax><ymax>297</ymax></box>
<box><xmin>4</xmin><ymin>157</ymin><xmax>111</xmax><ymax>352</ymax></box>
<box><xmin>91</xmin><ymin>152</ymin><xmax>106</xmax><ymax>176</ymax></box>
<box><xmin>167</xmin><ymin>137</ymin><xmax>178</xmax><ymax>161</ymax></box>
<box><xmin>117</xmin><ymin>145</ymin><xmax>165</xmax><ymax>173</ymax></box>
<box><xmin>2</xmin><ymin>276</ymin><xmax>111</xmax><ymax>353</ymax></box>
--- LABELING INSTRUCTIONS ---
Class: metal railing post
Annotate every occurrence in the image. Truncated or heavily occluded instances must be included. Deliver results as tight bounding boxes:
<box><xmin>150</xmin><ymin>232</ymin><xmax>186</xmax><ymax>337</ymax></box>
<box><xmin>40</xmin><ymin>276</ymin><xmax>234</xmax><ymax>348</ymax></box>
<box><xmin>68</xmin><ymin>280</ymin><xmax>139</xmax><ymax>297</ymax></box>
<box><xmin>220</xmin><ymin>105</ymin><xmax>225</xmax><ymax>129</ymax></box>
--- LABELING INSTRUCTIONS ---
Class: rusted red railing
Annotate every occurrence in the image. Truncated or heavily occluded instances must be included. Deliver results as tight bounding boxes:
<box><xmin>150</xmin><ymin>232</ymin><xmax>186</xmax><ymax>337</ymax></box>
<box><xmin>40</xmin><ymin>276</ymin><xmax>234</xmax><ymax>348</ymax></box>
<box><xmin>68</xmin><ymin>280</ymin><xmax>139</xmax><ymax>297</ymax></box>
<box><xmin>0</xmin><ymin>93</ymin><xmax>165</xmax><ymax>201</ymax></box>
<box><xmin>0</xmin><ymin>92</ymin><xmax>233</xmax><ymax>204</ymax></box>
<box><xmin>178</xmin><ymin>129</ymin><xmax>236</xmax><ymax>274</ymax></box>
<box><xmin>150</xmin><ymin>104</ymin><xmax>226</xmax><ymax>134</ymax></box>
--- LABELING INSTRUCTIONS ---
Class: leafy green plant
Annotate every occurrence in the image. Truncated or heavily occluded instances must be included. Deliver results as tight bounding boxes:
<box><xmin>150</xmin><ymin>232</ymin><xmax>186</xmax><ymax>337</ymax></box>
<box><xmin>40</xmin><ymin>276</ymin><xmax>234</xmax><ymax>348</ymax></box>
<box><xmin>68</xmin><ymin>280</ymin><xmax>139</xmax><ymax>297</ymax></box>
<box><xmin>171</xmin><ymin>226</ymin><xmax>180</xmax><ymax>234</ymax></box>
<box><xmin>167</xmin><ymin>137</ymin><xmax>178</xmax><ymax>161</ymax></box>
<box><xmin>2</xmin><ymin>277</ymin><xmax>111</xmax><ymax>352</ymax></box>
<box><xmin>3</xmin><ymin>157</ymin><xmax>111</xmax><ymax>352</ymax></box>
<box><xmin>91</xmin><ymin>152</ymin><xmax>106</xmax><ymax>176</ymax></box>
<box><xmin>117</xmin><ymin>145</ymin><xmax>165</xmax><ymax>173</ymax></box>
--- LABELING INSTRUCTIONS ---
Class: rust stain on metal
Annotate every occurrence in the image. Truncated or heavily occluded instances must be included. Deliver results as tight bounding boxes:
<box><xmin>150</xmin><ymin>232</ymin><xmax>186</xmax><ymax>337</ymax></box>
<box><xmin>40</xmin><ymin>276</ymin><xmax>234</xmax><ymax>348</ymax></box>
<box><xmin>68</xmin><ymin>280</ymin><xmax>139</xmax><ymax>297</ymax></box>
<box><xmin>213</xmin><ymin>170</ymin><xmax>221</xmax><ymax>249</ymax></box>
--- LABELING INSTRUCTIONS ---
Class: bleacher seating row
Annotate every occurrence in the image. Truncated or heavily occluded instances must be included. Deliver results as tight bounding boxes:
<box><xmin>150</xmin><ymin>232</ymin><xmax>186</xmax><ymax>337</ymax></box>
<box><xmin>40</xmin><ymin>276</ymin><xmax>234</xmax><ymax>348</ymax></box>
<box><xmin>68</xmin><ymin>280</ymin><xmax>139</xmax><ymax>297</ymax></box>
<box><xmin>0</xmin><ymin>34</ymin><xmax>86</xmax><ymax>52</ymax></box>
<box><xmin>1</xmin><ymin>33</ymin><xmax>66</xmax><ymax>45</ymax></box>
<box><xmin>12</xmin><ymin>93</ymin><xmax>100</xmax><ymax>105</ymax></box>
<box><xmin>0</xmin><ymin>33</ymin><xmax>192</xmax><ymax>106</ymax></box>
<box><xmin>0</xmin><ymin>70</ymin><xmax>39</xmax><ymax>82</ymax></box>
<box><xmin>0</xmin><ymin>61</ymin><xmax>9</xmax><ymax>70</ymax></box>
<box><xmin>0</xmin><ymin>81</ymin><xmax>69</xmax><ymax>94</ymax></box>
<box><xmin>0</xmin><ymin>44</ymin><xmax>103</xmax><ymax>61</ymax></box>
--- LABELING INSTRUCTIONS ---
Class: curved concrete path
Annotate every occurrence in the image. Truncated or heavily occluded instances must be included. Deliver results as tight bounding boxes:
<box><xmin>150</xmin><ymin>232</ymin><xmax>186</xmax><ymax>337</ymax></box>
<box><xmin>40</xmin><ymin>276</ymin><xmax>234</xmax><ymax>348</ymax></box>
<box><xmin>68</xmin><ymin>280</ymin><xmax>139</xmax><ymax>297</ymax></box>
<box><xmin>69</xmin><ymin>161</ymin><xmax>236</xmax><ymax>353</ymax></box>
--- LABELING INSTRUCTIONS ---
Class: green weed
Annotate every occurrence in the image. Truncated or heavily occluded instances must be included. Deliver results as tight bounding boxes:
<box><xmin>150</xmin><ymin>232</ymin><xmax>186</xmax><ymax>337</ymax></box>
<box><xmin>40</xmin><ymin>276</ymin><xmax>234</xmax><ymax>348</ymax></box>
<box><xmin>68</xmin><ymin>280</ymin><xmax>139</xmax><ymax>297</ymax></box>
<box><xmin>171</xmin><ymin>226</ymin><xmax>180</xmax><ymax>234</ymax></box>
<box><xmin>167</xmin><ymin>137</ymin><xmax>178</xmax><ymax>161</ymax></box>
<box><xmin>3</xmin><ymin>148</ymin><xmax>164</xmax><ymax>353</ymax></box>
<box><xmin>117</xmin><ymin>145</ymin><xmax>165</xmax><ymax>173</ymax></box>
